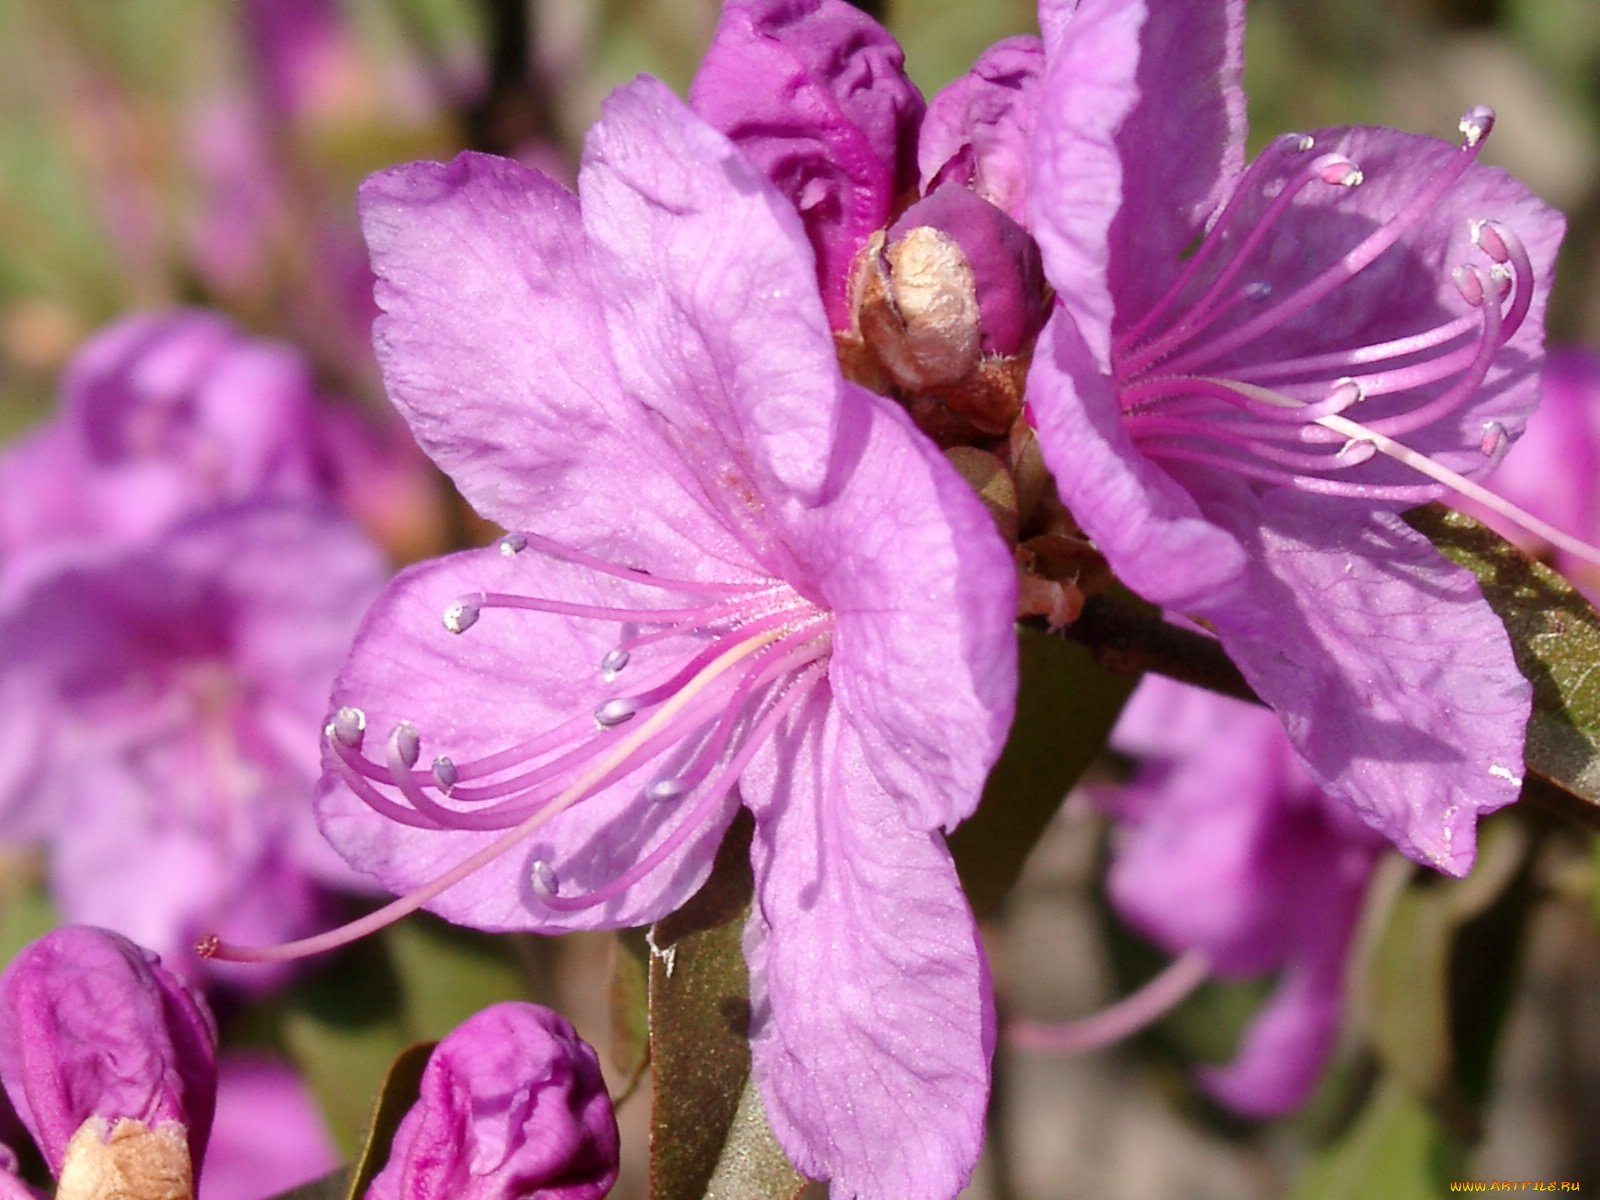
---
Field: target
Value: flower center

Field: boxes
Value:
[201,531,833,963]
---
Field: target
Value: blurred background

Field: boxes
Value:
[1,1,1600,1197]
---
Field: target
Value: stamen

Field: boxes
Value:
[1006,949,1212,1054]
[601,648,631,679]
[594,698,639,728]
[645,778,687,802]
[329,706,366,749]
[530,860,559,900]
[432,756,458,793]
[443,594,482,635]
[499,533,528,556]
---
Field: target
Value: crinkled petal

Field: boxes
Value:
[788,388,1015,831]
[316,546,745,932]
[1202,492,1529,874]
[1028,309,1248,609]
[359,152,743,572]
[581,78,856,533]
[742,697,992,1200]
[918,37,1044,226]
[690,0,924,327]
[0,928,216,1175]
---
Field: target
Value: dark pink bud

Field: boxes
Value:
[365,1003,619,1200]
[0,927,218,1177]
[690,0,925,329]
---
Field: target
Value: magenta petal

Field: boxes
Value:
[316,547,742,932]
[0,928,217,1175]
[743,700,992,1200]
[918,37,1044,226]
[791,389,1016,831]
[1203,493,1529,874]
[581,78,855,520]
[1029,310,1248,610]
[359,153,740,569]
[365,1003,618,1200]
[690,0,924,327]
[1198,957,1343,1118]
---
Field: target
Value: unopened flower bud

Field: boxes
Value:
[0,927,218,1180]
[365,1003,619,1200]
[55,1117,193,1200]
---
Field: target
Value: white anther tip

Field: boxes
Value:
[645,778,688,803]
[1336,438,1377,466]
[594,697,639,728]
[600,648,631,680]
[1460,106,1495,146]
[530,860,559,900]
[1315,156,1363,187]
[432,756,458,793]
[443,594,483,635]
[1471,219,1511,264]
[329,706,367,748]
[1453,265,1486,307]
[498,533,527,557]
[390,721,421,768]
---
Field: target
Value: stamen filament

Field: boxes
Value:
[1006,950,1212,1054]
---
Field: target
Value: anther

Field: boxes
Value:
[1459,105,1495,148]
[594,697,639,728]
[499,533,528,556]
[390,722,421,769]
[1471,220,1510,264]
[1315,155,1363,187]
[432,756,458,793]
[329,706,367,749]
[601,648,631,680]
[1480,420,1508,458]
[443,593,483,635]
[1453,265,1485,307]
[1336,438,1377,466]
[1286,133,1315,153]
[645,777,687,803]
[1329,377,1364,407]
[530,860,559,900]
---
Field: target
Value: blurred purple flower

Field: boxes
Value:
[199,1054,338,1200]
[365,1004,616,1200]
[1452,347,1600,602]
[238,0,350,122]
[1024,0,1564,874]
[0,927,217,1188]
[1101,677,1383,1116]
[284,77,1014,1200]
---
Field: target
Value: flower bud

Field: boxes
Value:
[365,1003,619,1200]
[0,927,217,1179]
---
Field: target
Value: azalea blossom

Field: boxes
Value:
[208,77,1017,1200]
[1024,0,1567,874]
[1099,677,1382,1116]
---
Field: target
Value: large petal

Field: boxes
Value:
[315,545,747,932]
[358,152,744,573]
[1203,492,1529,875]
[787,388,1016,831]
[742,697,992,1200]
[580,77,858,538]
[1028,310,1248,610]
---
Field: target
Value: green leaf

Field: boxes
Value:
[267,1167,352,1200]
[1406,505,1600,817]
[341,1041,436,1200]
[610,927,652,1103]
[1291,1076,1467,1200]
[949,627,1140,917]
[384,913,533,1040]
[1367,879,1454,1100]
[648,812,806,1200]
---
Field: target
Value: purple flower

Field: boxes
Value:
[0,927,218,1187]
[1102,677,1383,1116]
[1452,347,1600,602]
[0,502,387,985]
[1025,0,1565,873]
[284,78,1015,1199]
[199,1054,339,1200]
[365,1004,617,1200]
[690,0,926,329]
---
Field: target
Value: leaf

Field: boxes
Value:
[267,1168,352,1200]
[648,811,806,1200]
[609,927,652,1103]
[384,913,532,1040]
[949,626,1140,917]
[341,1041,436,1200]
[1406,504,1600,817]
[1291,1076,1467,1200]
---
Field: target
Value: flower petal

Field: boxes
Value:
[1028,309,1248,610]
[359,152,741,570]
[743,698,992,1200]
[316,546,744,932]
[1202,492,1529,874]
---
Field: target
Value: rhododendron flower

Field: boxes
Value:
[221,77,1015,1200]
[200,1054,339,1200]
[0,927,218,1198]
[1099,677,1383,1117]
[365,1003,617,1200]
[1025,0,1566,873]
